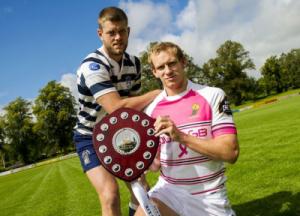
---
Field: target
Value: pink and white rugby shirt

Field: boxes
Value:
[145,80,237,195]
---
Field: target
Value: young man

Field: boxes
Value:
[73,7,160,216]
[135,42,239,216]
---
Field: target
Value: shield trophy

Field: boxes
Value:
[93,108,161,216]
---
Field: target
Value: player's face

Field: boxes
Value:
[98,20,129,62]
[151,49,187,96]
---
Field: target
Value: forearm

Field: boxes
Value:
[121,89,161,111]
[154,116,239,163]
[97,90,161,114]
[180,133,239,163]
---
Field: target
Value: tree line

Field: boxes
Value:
[0,81,77,170]
[0,40,299,170]
[141,40,300,106]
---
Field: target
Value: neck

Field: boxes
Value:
[102,47,123,62]
[165,79,188,96]
[111,54,123,63]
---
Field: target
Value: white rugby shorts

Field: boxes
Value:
[148,177,236,216]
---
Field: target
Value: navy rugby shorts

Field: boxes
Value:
[73,131,101,172]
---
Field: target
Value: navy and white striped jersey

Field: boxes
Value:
[74,46,141,135]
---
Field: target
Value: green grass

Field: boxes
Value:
[1,95,299,216]
[0,155,158,216]
[0,158,100,216]
[227,94,300,216]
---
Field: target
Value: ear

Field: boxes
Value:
[97,28,103,41]
[181,58,187,68]
[127,27,130,37]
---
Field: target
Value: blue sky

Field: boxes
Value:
[0,0,119,109]
[1,0,300,113]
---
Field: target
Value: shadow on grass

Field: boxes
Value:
[233,191,300,216]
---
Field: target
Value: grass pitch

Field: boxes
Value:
[0,94,299,216]
[228,94,300,216]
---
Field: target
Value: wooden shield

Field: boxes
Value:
[93,108,159,182]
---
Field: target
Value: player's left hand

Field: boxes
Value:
[154,115,184,142]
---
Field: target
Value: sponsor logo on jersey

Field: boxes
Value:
[178,143,188,158]
[89,62,100,71]
[159,135,171,145]
[218,96,232,115]
[187,128,208,137]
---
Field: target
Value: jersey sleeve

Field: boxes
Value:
[129,56,142,96]
[80,61,117,100]
[143,92,164,117]
[210,88,237,137]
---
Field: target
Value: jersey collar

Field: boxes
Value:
[162,80,192,101]
[99,46,125,71]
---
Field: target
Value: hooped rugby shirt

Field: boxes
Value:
[75,46,141,135]
[145,80,237,195]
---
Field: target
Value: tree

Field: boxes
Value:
[0,116,7,168]
[202,40,255,105]
[139,42,162,94]
[280,49,300,89]
[32,81,77,156]
[185,54,208,85]
[256,77,270,97]
[3,97,34,164]
[261,56,283,94]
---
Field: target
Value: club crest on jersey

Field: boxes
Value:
[125,76,132,89]
[218,96,232,115]
[82,150,91,165]
[89,62,100,71]
[191,103,200,116]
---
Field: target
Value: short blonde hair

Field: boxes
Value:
[148,42,185,68]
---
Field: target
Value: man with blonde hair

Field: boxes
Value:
[135,42,239,216]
